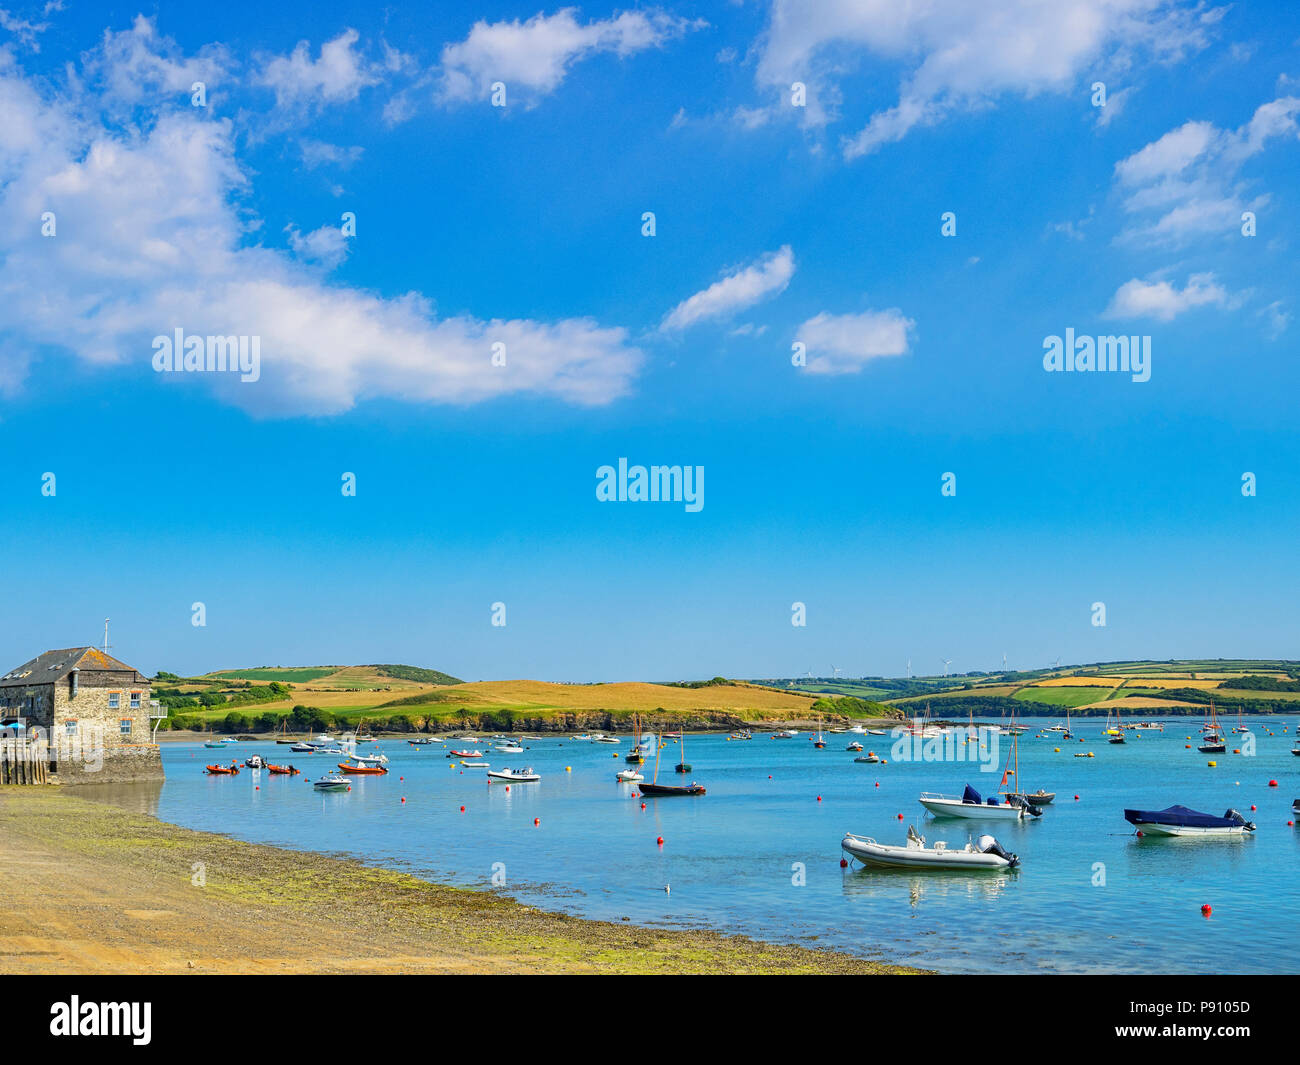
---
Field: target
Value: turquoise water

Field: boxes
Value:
[104,720,1300,973]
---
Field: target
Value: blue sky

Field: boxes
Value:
[1,1,1298,680]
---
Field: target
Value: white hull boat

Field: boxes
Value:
[842,829,1018,870]
[617,769,643,782]
[488,767,540,782]
[919,789,1027,820]
[1124,805,1255,836]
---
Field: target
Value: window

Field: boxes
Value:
[108,692,120,709]
[119,719,132,736]
[65,720,78,736]
[130,692,141,709]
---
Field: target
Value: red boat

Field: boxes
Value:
[266,764,300,775]
[337,762,388,775]
[450,749,482,758]
[205,764,239,775]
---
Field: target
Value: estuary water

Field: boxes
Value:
[90,719,1300,973]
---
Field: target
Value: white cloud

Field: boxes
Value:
[258,28,379,110]
[1094,85,1133,128]
[1113,98,1300,244]
[0,7,50,50]
[661,246,795,331]
[1104,273,1230,321]
[438,7,702,106]
[82,14,231,107]
[0,28,643,414]
[753,0,1217,155]
[796,308,914,375]
[298,138,363,169]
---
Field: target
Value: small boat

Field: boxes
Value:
[350,751,389,765]
[674,730,693,773]
[1292,799,1300,816]
[854,752,879,764]
[290,742,316,753]
[842,826,1019,870]
[846,741,864,751]
[626,714,650,763]
[1292,738,1300,757]
[866,728,887,736]
[460,760,490,767]
[641,730,704,795]
[451,749,483,758]
[204,764,239,775]
[243,755,266,769]
[495,742,525,755]
[617,768,644,782]
[639,781,706,796]
[204,740,226,749]
[313,773,350,792]
[812,715,826,749]
[592,734,620,744]
[1198,701,1227,752]
[1124,805,1256,837]
[487,767,540,782]
[574,733,593,741]
[337,761,388,775]
[1007,789,1055,805]
[919,784,1038,820]
[408,737,437,746]
[728,729,753,740]
[266,764,300,775]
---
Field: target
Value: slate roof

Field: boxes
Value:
[0,647,148,688]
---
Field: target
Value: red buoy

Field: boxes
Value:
[656,836,664,846]
[839,858,848,868]
[1269,779,1279,787]
[1250,805,1256,811]
[1074,795,1080,801]
[897,813,904,820]
[534,817,540,826]
[817,795,822,802]
[1201,904,1212,917]
[459,805,465,812]
[401,797,406,803]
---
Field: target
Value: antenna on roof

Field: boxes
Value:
[103,618,111,653]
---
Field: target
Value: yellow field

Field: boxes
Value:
[1097,696,1202,709]
[1035,677,1123,689]
[438,680,818,713]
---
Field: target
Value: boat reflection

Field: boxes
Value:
[841,864,1016,907]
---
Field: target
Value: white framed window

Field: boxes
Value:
[119,719,132,736]
[64,720,78,736]
[108,692,120,709]
[130,691,141,709]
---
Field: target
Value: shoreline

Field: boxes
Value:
[0,787,924,975]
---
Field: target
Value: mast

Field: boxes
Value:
[651,729,662,785]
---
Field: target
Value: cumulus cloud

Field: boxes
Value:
[753,0,1217,155]
[661,246,795,331]
[1113,97,1300,244]
[437,7,702,106]
[257,28,381,110]
[1104,273,1231,321]
[0,22,642,414]
[796,308,914,375]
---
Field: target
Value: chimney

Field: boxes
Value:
[70,668,79,700]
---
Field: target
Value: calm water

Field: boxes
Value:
[86,720,1300,973]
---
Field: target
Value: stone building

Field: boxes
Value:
[0,647,165,783]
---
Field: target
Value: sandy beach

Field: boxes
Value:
[0,788,921,975]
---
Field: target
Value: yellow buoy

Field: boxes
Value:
[565,766,571,772]
[1054,747,1060,752]
[1207,760,1217,767]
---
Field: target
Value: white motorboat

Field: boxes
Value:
[848,725,867,734]
[494,743,525,754]
[591,734,620,744]
[460,760,490,767]
[842,828,1019,870]
[919,785,1035,820]
[349,751,388,766]
[313,773,350,792]
[616,768,643,782]
[487,767,540,782]
[1124,805,1256,837]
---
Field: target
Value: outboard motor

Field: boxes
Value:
[1007,794,1043,818]
[1224,808,1257,832]
[906,824,924,846]
[976,834,1019,868]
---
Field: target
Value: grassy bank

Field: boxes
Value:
[0,788,922,975]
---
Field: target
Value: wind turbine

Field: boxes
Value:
[940,657,952,677]
[1053,656,1062,671]
[1002,653,1007,673]
[832,664,842,679]
[906,659,912,680]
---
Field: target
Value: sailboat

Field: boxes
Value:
[1106,707,1126,744]
[1001,721,1055,805]
[275,718,298,744]
[640,733,705,796]
[1198,701,1226,753]
[674,730,693,773]
[813,714,826,749]
[626,713,652,763]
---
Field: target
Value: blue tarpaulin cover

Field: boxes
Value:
[1123,805,1239,828]
[962,784,982,804]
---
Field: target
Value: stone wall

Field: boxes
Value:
[52,671,153,748]
[0,683,55,730]
[51,743,165,785]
